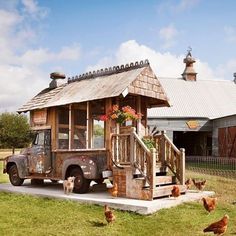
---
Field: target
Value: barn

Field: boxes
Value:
[148,52,236,158]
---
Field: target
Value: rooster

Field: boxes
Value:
[104,205,116,224]
[203,214,229,235]
[185,178,192,190]
[108,182,118,198]
[192,179,206,191]
[171,185,180,198]
[202,197,217,213]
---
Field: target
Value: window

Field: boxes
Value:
[33,131,44,146]
[73,104,87,149]
[90,100,105,148]
[58,107,69,149]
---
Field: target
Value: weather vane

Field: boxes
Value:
[187,46,192,57]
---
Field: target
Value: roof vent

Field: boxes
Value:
[234,72,236,84]
[182,47,197,81]
[49,72,66,89]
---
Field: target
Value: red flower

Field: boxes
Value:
[100,114,108,121]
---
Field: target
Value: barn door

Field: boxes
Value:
[218,126,236,158]
[228,126,236,157]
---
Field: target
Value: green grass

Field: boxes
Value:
[0,150,236,235]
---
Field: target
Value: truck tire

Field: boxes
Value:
[70,167,90,194]
[9,165,24,186]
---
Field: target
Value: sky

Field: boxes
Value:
[0,0,236,112]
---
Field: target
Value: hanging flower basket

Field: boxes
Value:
[100,105,142,125]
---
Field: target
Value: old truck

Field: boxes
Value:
[3,60,186,200]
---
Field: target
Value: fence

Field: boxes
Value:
[186,156,236,179]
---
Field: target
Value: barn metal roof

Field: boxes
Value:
[147,77,236,120]
[18,60,170,112]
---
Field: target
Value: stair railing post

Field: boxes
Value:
[179,148,185,185]
[161,131,167,166]
[130,127,136,164]
[150,148,156,193]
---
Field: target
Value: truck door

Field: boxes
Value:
[28,129,52,174]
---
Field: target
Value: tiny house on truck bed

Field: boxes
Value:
[4,60,186,200]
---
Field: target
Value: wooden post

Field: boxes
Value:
[105,98,112,169]
[137,96,141,136]
[50,107,57,150]
[130,127,136,164]
[150,148,156,198]
[161,130,167,166]
[86,101,89,149]
[179,148,185,185]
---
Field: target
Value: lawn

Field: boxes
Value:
[0,150,235,236]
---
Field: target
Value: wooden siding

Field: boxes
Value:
[128,66,168,102]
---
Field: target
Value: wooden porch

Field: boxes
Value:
[109,128,186,200]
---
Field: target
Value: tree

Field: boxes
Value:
[0,112,32,154]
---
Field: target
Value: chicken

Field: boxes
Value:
[108,182,118,197]
[104,205,116,224]
[203,214,229,235]
[185,178,192,190]
[192,179,206,191]
[202,197,217,213]
[171,185,180,198]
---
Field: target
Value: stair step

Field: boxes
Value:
[153,184,187,198]
[155,176,176,186]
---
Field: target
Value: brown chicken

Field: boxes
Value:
[185,178,192,190]
[193,179,206,191]
[104,205,116,224]
[202,197,217,213]
[203,214,229,235]
[108,182,118,197]
[171,185,180,198]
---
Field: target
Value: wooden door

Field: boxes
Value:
[218,126,236,158]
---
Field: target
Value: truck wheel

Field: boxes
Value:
[9,165,24,186]
[70,167,90,194]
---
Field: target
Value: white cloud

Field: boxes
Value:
[175,0,201,12]
[22,0,48,18]
[224,26,236,43]
[0,2,80,113]
[0,64,47,112]
[157,0,201,14]
[159,24,178,48]
[20,44,81,66]
[216,59,236,80]
[87,40,217,80]
[57,44,81,61]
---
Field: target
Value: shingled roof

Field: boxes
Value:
[18,60,170,113]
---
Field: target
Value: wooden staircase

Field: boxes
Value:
[110,128,186,200]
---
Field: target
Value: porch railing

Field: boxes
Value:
[111,127,156,189]
[110,128,185,188]
[154,131,185,184]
